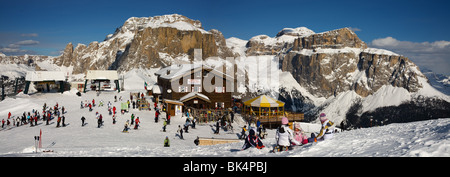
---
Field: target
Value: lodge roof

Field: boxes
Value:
[85,70,119,81]
[155,64,233,82]
[25,71,66,82]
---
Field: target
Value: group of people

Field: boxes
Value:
[122,113,141,132]
[2,102,68,130]
[242,113,335,152]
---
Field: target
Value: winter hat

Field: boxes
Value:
[281,117,289,125]
[319,113,327,122]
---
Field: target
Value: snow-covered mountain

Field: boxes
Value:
[422,69,450,95]
[0,14,448,127]
[52,14,234,74]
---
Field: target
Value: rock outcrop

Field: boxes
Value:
[53,14,233,74]
[279,28,423,97]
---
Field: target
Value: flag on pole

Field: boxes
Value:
[39,129,42,148]
[144,81,148,90]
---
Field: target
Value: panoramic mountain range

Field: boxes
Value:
[0,14,448,128]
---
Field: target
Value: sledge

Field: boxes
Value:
[194,137,241,146]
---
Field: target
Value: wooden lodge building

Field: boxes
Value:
[155,64,233,113]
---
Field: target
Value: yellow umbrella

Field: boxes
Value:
[244,95,284,107]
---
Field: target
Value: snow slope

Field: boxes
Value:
[0,90,448,157]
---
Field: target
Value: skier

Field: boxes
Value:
[81,116,86,126]
[177,125,184,139]
[56,116,61,127]
[274,117,299,152]
[112,114,117,124]
[164,136,170,147]
[166,113,170,125]
[130,113,135,125]
[134,117,140,130]
[242,129,265,150]
[62,116,66,127]
[123,120,130,132]
[214,121,220,134]
[155,110,159,123]
[97,114,103,128]
[184,118,190,133]
[162,120,167,132]
[314,113,335,141]
[1,119,4,128]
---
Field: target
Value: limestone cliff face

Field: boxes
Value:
[292,28,367,50]
[279,28,423,97]
[53,14,230,74]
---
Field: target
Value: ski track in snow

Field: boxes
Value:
[0,91,449,157]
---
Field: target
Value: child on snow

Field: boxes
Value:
[123,120,130,132]
[293,122,308,145]
[164,136,170,147]
[274,117,299,151]
[314,113,334,141]
[242,129,265,150]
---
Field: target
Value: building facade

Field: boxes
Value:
[155,64,233,109]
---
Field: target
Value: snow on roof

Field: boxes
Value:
[25,71,66,82]
[86,70,119,80]
[155,64,233,82]
[180,92,210,103]
[150,84,162,94]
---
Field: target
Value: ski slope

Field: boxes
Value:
[0,90,448,157]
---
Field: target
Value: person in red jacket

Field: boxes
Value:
[134,117,140,129]
[56,116,61,127]
[8,112,11,119]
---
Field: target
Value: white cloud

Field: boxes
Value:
[21,33,39,37]
[0,40,40,56]
[370,37,450,74]
[348,27,361,32]
[15,40,40,45]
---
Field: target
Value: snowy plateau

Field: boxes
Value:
[0,90,448,157]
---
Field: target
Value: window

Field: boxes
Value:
[215,102,225,108]
[203,70,210,77]
[178,86,188,93]
[192,86,201,92]
[215,87,225,93]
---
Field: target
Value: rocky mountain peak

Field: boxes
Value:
[53,14,232,74]
[276,27,315,37]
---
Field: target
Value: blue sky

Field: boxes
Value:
[1,0,449,74]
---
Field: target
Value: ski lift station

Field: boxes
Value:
[24,71,67,94]
[84,70,120,93]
